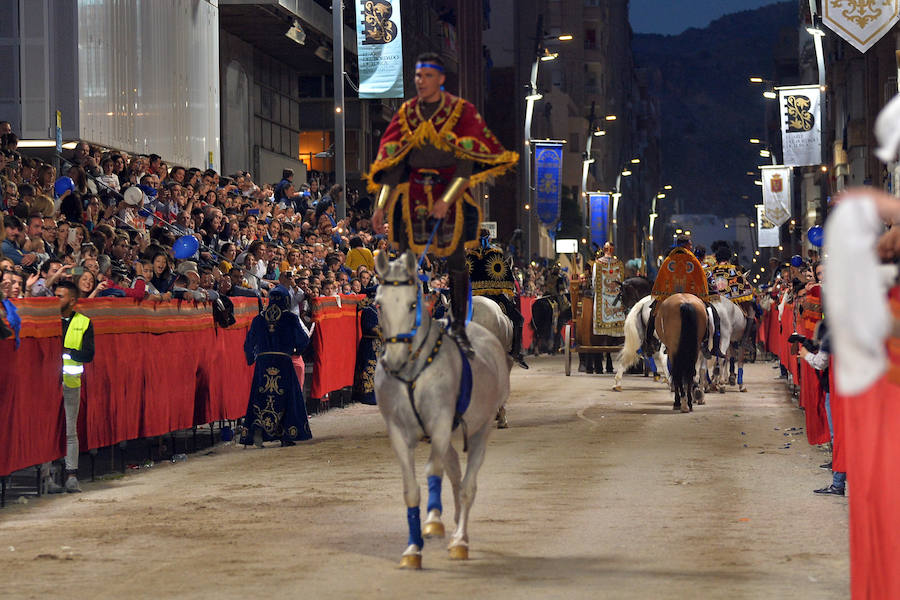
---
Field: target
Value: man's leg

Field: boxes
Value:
[63,386,82,492]
[497,294,528,368]
[447,246,474,358]
[643,300,657,355]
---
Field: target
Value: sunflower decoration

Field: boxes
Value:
[466,255,474,275]
[486,255,509,281]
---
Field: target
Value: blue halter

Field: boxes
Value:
[383,276,424,344]
[384,219,442,344]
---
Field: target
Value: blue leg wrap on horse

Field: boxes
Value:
[705,371,711,384]
[648,357,658,372]
[427,475,442,513]
[407,506,424,548]
[738,367,744,385]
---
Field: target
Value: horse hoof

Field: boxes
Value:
[423,521,445,538]
[612,385,622,392]
[448,545,469,560]
[398,554,422,569]
[718,387,726,394]
[653,374,660,382]
[739,386,748,393]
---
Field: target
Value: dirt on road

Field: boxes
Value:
[0,357,848,599]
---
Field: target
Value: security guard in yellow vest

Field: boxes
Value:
[45,280,94,494]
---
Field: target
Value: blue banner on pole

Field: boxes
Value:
[355,0,405,99]
[534,142,563,226]
[589,193,610,249]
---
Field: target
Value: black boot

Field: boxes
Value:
[643,307,657,356]
[510,321,529,369]
[449,269,475,358]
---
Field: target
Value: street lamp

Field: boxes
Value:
[648,185,673,260]
[523,19,573,257]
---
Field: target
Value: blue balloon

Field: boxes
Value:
[173,235,199,259]
[790,255,803,267]
[807,225,824,248]
[53,176,75,198]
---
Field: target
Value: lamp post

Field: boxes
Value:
[522,17,573,258]
[647,184,672,262]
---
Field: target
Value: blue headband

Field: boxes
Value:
[416,62,444,73]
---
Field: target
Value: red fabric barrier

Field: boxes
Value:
[765,308,779,354]
[0,337,66,476]
[757,308,768,347]
[520,296,535,352]
[310,296,362,399]
[799,361,830,445]
[3,297,256,474]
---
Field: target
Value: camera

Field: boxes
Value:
[788,332,819,353]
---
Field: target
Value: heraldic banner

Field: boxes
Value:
[355,0,405,98]
[824,0,900,54]
[757,205,780,248]
[760,165,792,226]
[592,258,625,336]
[779,85,822,166]
[589,193,610,249]
[534,142,563,226]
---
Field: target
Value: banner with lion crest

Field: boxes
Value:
[355,0,405,98]
[778,85,822,167]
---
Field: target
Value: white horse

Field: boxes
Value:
[374,251,511,569]
[470,296,514,363]
[705,296,751,393]
[470,296,514,428]
[613,295,669,391]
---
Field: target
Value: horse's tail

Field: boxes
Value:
[672,302,700,385]
[615,299,645,370]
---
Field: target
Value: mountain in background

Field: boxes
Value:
[633,2,798,217]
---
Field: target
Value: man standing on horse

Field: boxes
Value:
[467,229,529,368]
[368,53,519,357]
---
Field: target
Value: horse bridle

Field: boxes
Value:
[381,276,424,344]
[378,274,446,444]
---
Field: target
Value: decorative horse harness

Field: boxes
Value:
[381,275,471,451]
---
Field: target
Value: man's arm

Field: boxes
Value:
[69,321,95,363]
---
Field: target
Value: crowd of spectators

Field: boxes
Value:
[1,118,566,330]
[0,121,401,329]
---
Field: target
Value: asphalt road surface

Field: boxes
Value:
[0,356,848,599]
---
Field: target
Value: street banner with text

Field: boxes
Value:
[589,193,610,249]
[534,142,563,226]
[823,0,900,54]
[757,205,780,248]
[779,86,822,167]
[355,0,405,98]
[760,165,792,227]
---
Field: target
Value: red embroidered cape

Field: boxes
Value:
[365,92,519,192]
[652,247,709,301]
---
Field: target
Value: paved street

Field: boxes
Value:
[0,356,848,599]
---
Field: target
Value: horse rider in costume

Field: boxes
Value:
[644,238,717,355]
[707,244,754,304]
[467,229,529,368]
[368,52,519,357]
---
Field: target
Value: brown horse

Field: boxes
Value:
[656,293,708,412]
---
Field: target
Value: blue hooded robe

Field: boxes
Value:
[239,286,312,444]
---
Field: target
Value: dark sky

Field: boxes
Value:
[630,0,782,35]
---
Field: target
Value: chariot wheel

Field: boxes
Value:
[564,323,572,376]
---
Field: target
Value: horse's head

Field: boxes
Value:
[374,250,425,371]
